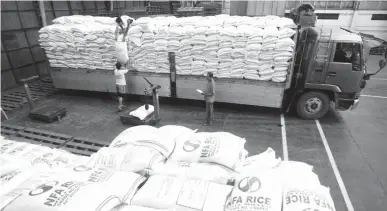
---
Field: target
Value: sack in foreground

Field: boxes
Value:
[3,171,145,211]
[225,169,282,211]
[130,175,232,211]
[169,132,246,170]
[283,184,336,211]
[150,161,237,185]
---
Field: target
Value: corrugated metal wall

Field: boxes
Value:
[230,1,247,16]
[1,1,46,91]
[246,1,286,16]
[230,1,387,17]
[1,0,145,91]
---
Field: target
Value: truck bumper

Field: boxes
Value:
[349,99,360,110]
[335,92,361,111]
[336,98,359,111]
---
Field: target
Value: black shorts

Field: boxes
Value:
[116,85,126,98]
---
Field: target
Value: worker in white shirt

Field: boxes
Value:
[114,62,128,111]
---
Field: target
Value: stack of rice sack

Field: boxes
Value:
[261,16,297,82]
[225,148,336,211]
[38,15,117,70]
[38,14,296,83]
[1,123,337,211]
[0,134,150,211]
[107,125,247,211]
[127,15,296,82]
[128,17,175,73]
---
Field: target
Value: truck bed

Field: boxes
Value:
[51,67,286,108]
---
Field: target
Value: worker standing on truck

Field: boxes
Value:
[202,72,216,126]
[115,16,132,42]
[115,62,128,111]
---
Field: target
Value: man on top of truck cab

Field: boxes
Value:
[201,72,215,126]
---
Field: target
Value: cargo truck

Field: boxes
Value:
[49,6,386,120]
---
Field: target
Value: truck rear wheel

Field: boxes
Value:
[296,91,330,120]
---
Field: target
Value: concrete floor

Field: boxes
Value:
[2,55,387,211]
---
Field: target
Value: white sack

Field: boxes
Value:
[110,126,175,157]
[0,164,51,196]
[242,148,281,173]
[272,77,287,83]
[129,105,154,120]
[170,132,246,171]
[130,175,232,211]
[150,161,237,185]
[225,169,282,211]
[116,41,129,64]
[86,145,165,172]
[111,204,175,211]
[283,185,336,211]
[3,174,144,211]
[277,161,321,186]
[1,169,145,210]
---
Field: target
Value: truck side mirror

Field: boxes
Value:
[379,60,387,69]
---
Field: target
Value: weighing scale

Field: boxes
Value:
[120,77,161,125]
[20,75,67,123]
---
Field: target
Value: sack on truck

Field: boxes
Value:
[169,132,247,171]
[130,175,232,211]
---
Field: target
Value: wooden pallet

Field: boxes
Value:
[1,80,57,112]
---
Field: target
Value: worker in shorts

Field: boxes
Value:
[201,72,216,126]
[114,62,128,111]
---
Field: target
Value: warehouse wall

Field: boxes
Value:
[230,1,247,16]
[247,1,286,16]
[223,0,231,14]
[1,1,145,91]
[1,1,47,91]
[230,1,387,17]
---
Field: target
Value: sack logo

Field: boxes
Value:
[29,181,59,196]
[73,165,92,172]
[238,176,261,193]
[183,139,201,152]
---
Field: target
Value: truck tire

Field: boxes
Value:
[296,91,330,120]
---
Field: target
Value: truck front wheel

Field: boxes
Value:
[296,91,330,120]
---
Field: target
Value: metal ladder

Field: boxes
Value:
[313,28,332,82]
[316,28,333,62]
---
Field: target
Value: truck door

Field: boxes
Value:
[325,42,363,93]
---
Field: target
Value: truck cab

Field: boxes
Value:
[305,28,365,110]
[291,26,385,119]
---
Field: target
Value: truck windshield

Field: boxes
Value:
[333,43,362,71]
